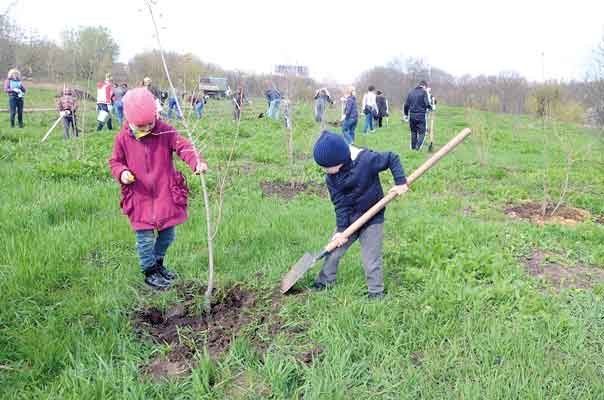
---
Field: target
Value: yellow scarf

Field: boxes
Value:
[134,129,151,139]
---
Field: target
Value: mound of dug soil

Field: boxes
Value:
[134,283,317,381]
[521,249,604,291]
[135,284,256,380]
[505,202,591,226]
[260,181,327,200]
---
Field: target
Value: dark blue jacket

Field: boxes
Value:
[404,86,432,119]
[344,95,358,120]
[326,149,406,232]
[265,89,281,102]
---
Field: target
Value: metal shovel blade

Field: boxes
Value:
[280,252,321,294]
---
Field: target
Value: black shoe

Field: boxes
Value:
[156,258,177,280]
[367,291,385,300]
[312,281,333,291]
[144,270,171,289]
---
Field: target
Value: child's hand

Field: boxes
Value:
[330,232,348,248]
[389,184,409,196]
[120,170,135,184]
[194,162,208,175]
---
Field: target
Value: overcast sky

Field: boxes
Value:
[6,0,604,83]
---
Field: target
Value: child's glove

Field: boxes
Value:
[59,111,66,117]
[388,184,409,196]
[120,170,135,184]
[194,162,209,175]
[330,232,348,248]
[402,115,409,122]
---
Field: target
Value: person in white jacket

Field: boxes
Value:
[96,73,114,131]
[361,85,378,133]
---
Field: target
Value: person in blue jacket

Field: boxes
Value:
[341,86,358,144]
[4,68,26,128]
[312,131,409,299]
[265,86,281,120]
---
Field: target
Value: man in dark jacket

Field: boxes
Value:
[403,80,433,150]
[311,131,409,299]
[375,90,389,128]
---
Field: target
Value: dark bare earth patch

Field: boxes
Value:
[260,181,327,200]
[521,249,604,291]
[505,201,591,226]
[299,345,324,366]
[134,282,314,381]
[136,284,256,380]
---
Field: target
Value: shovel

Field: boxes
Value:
[40,115,63,143]
[428,112,435,152]
[280,127,472,293]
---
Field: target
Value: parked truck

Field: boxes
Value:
[199,77,228,98]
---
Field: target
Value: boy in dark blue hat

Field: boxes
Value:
[312,131,409,299]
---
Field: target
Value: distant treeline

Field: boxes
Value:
[1,8,603,125]
[356,58,604,125]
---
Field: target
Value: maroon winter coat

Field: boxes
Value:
[108,120,205,231]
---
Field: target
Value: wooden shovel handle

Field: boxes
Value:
[324,127,471,253]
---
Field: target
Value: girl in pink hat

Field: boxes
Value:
[108,88,208,289]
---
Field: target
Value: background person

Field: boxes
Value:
[4,68,26,128]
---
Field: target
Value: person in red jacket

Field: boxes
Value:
[108,88,209,289]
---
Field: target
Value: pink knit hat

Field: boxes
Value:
[123,88,157,126]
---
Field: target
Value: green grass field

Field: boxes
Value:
[1,88,604,399]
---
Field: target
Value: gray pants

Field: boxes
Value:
[62,115,77,139]
[315,223,384,294]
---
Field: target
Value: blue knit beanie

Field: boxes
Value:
[313,131,351,167]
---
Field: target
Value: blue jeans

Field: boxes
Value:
[167,96,182,119]
[267,99,280,119]
[342,118,357,144]
[135,226,176,273]
[363,111,374,133]
[195,102,204,119]
[114,100,124,127]
[8,96,24,127]
[96,103,113,131]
